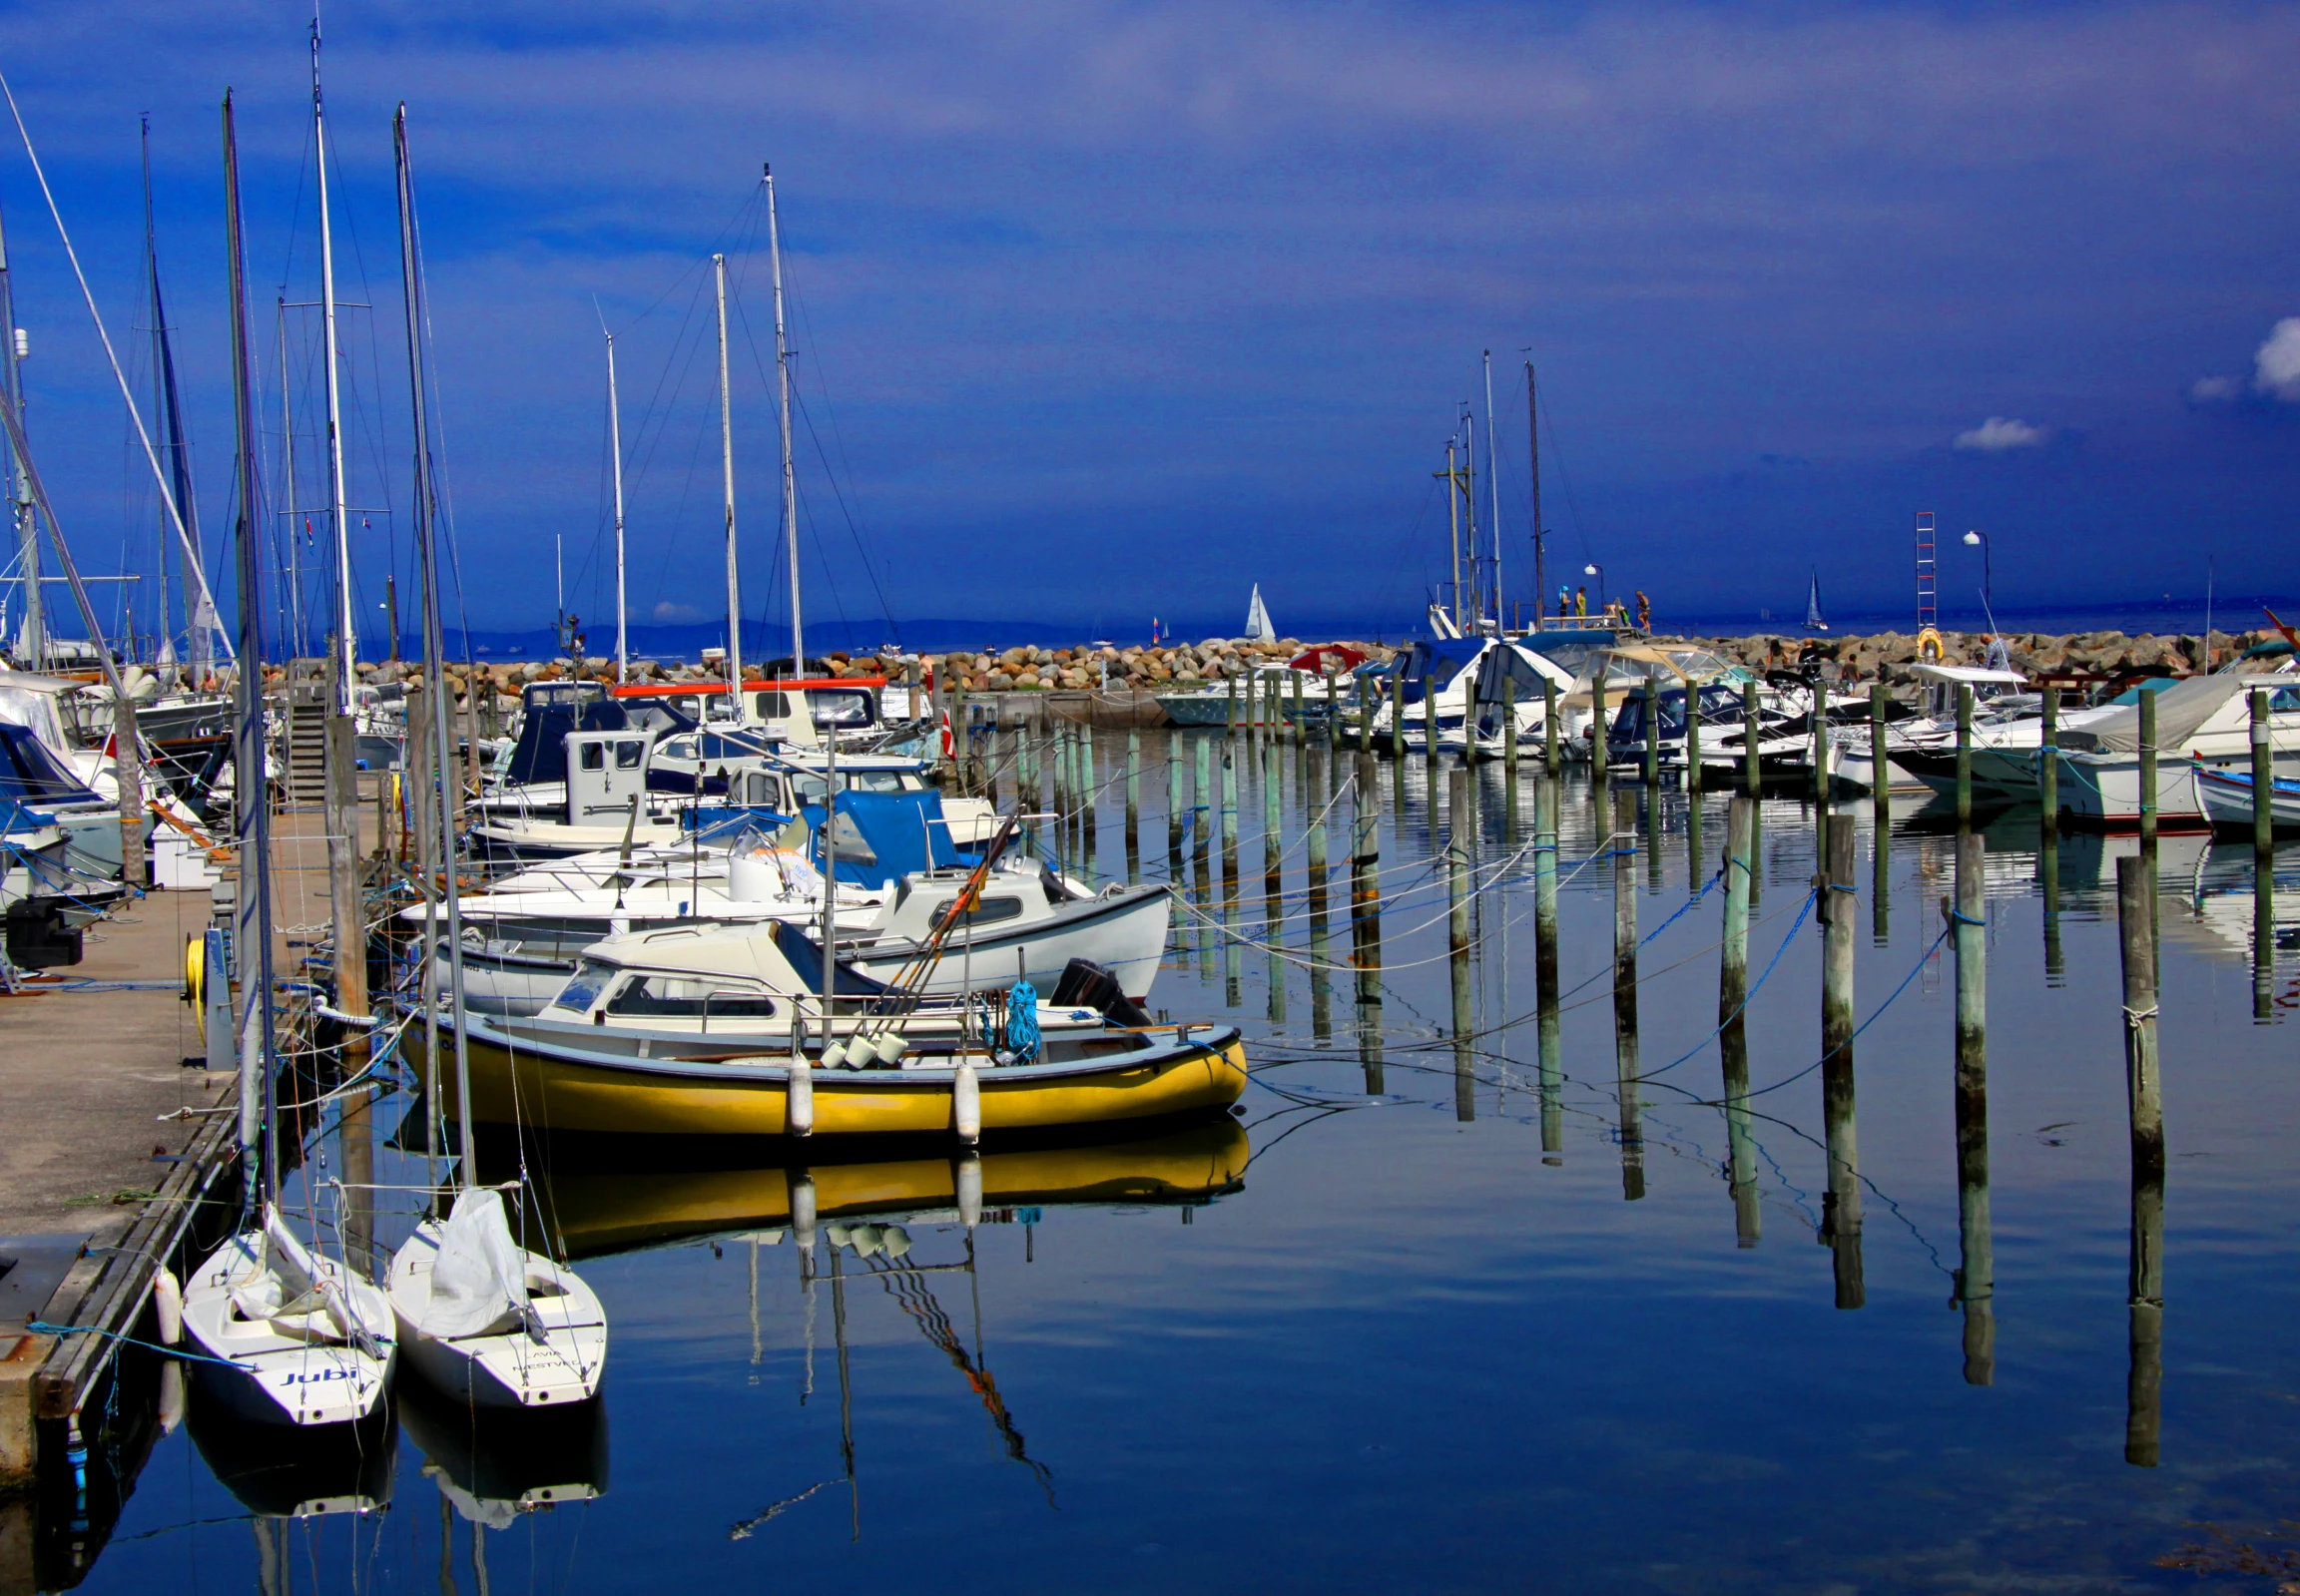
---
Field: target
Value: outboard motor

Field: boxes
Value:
[1049,958,1155,1028]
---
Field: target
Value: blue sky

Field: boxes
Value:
[0,0,2295,648]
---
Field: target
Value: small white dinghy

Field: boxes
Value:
[386,1187,607,1408]
[180,1204,395,1428]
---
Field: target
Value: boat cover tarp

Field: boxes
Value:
[799,791,962,888]
[505,683,623,788]
[1472,642,1580,702]
[0,723,101,806]
[229,1205,367,1342]
[2059,674,2247,754]
[1396,639,1488,704]
[419,1187,534,1341]
[1288,645,1368,673]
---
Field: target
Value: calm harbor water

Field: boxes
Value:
[47,729,2300,1594]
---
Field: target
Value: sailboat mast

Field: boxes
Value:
[1483,350,1500,632]
[394,106,475,1176]
[1525,360,1542,633]
[224,91,281,1198]
[142,120,210,680]
[1462,407,1480,627]
[1445,438,1460,630]
[606,330,627,683]
[279,296,302,655]
[768,167,801,677]
[140,120,171,667]
[715,253,744,699]
[0,197,39,670]
[311,20,355,710]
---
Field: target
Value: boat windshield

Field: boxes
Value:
[0,724,101,805]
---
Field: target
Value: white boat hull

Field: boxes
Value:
[180,1228,395,1428]
[387,1221,607,1409]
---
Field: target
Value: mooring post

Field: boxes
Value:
[1612,788,1643,1200]
[1448,768,1473,1036]
[1083,723,1099,858]
[1192,735,1212,862]
[1220,740,1239,888]
[1720,794,1759,1245]
[1821,810,1862,1310]
[1447,767,1475,1121]
[1125,730,1141,882]
[1685,674,1703,792]
[1811,683,1831,805]
[1591,666,1610,778]
[1307,746,1332,1039]
[1352,754,1383,1011]
[1359,671,1375,756]
[1166,740,1183,859]
[1423,670,1440,788]
[1462,669,1481,769]
[2039,685,2059,830]
[1226,671,1238,736]
[1868,682,1889,822]
[1542,676,1559,776]
[1501,676,1519,770]
[2117,852,2163,1466]
[1955,683,1974,825]
[2137,689,2158,846]
[1388,667,1406,760]
[1741,680,1761,798]
[1323,664,1340,751]
[1954,829,1993,1382]
[1291,667,1305,742]
[1641,679,1660,788]
[1534,776,1562,1159]
[2252,686,2274,857]
[1263,739,1283,902]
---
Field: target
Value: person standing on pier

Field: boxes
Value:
[1575,586,1588,618]
[1635,591,1651,632]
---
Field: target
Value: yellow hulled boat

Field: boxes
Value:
[417,1007,1249,1140]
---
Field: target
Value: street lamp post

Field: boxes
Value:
[1584,561,1605,622]
[1963,530,1992,613]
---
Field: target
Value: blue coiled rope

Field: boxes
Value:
[1005,979,1041,1062]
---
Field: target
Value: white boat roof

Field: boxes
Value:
[1910,664,2026,686]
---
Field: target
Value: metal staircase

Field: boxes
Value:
[1914,511,1938,632]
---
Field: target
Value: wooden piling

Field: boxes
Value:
[1955,683,1974,824]
[1742,680,1761,798]
[1291,668,1305,741]
[2117,854,2163,1177]
[1534,776,1562,1159]
[1642,680,1660,787]
[1324,664,1341,751]
[1192,736,1212,861]
[1721,794,1759,1245]
[1501,677,1519,769]
[1307,746,1333,1039]
[1954,829,1992,1382]
[1221,742,1239,888]
[1081,724,1097,857]
[1125,731,1141,882]
[1868,683,1888,824]
[1542,676,1559,775]
[1352,754,1382,1009]
[1226,672,1238,735]
[1462,671,1480,768]
[1358,671,1374,756]
[1592,668,1610,778]
[1263,740,1283,904]
[2137,690,2158,846]
[1389,668,1406,760]
[2120,851,2165,1467]
[1166,741,1183,859]
[1821,810,1862,1310]
[1612,789,1643,1200]
[2253,688,2274,857]
[2039,685,2059,830]
[1449,767,1473,1042]
[1685,674,1703,791]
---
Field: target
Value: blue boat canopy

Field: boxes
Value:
[799,790,976,888]
[0,723,102,807]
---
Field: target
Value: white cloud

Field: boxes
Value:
[1954,416,2048,452]
[651,601,705,623]
[2190,375,2239,401]
[2252,317,2300,400]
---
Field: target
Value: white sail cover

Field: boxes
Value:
[228,1205,370,1343]
[420,1188,534,1340]
[1245,585,1277,643]
[2058,675,2249,755]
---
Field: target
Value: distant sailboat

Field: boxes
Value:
[1244,584,1277,643]
[1804,570,1829,634]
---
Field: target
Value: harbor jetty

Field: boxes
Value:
[361,626,2283,721]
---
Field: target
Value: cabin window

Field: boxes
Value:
[605,974,779,1018]
[579,744,606,771]
[659,735,698,763]
[754,692,794,719]
[955,895,1024,927]
[616,741,644,770]
[552,961,617,1013]
[810,688,873,728]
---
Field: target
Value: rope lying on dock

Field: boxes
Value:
[26,1321,239,1370]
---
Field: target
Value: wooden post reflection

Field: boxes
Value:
[1307,747,1332,1040]
[1953,830,1993,1382]
[1612,789,1643,1200]
[2118,854,2164,1467]
[1721,795,1759,1246]
[1820,812,1862,1309]
[1534,777,1562,1161]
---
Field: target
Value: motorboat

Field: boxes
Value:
[2192,765,2300,835]
[2050,673,2300,830]
[413,923,1244,1139]
[415,789,1168,1015]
